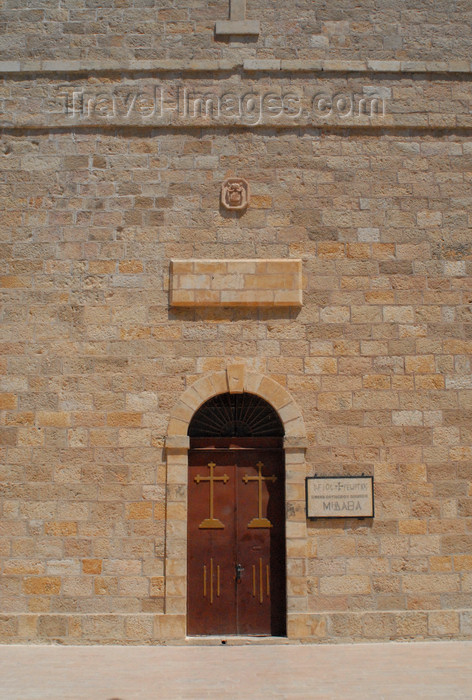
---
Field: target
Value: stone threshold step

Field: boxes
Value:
[185,635,292,645]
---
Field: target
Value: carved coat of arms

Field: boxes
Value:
[221,177,250,211]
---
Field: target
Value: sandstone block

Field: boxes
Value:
[320,575,371,596]
[126,503,153,520]
[429,611,460,636]
[23,577,61,595]
[82,559,102,575]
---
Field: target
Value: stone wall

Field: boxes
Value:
[1,0,471,63]
[1,122,472,642]
[1,0,472,644]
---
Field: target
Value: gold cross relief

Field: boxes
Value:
[242,461,277,528]
[194,462,229,529]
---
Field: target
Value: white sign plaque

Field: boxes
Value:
[306,476,374,518]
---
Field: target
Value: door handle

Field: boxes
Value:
[235,563,244,583]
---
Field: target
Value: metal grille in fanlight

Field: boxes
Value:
[188,393,284,438]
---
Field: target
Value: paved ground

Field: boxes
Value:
[1,641,471,699]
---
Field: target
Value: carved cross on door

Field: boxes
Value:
[215,0,260,36]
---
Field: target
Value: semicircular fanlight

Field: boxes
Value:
[188,392,284,438]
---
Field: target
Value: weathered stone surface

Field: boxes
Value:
[215,20,260,36]
[1,74,471,129]
[1,0,472,646]
[1,2,472,64]
[170,259,303,307]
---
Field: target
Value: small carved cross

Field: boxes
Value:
[215,0,260,36]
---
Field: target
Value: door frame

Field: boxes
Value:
[165,366,308,639]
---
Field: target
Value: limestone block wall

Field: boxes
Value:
[0,0,471,63]
[1,120,472,642]
[0,0,472,644]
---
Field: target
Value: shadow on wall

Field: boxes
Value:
[168,306,302,322]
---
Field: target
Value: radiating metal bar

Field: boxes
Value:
[203,565,207,597]
[252,564,256,597]
[217,564,220,597]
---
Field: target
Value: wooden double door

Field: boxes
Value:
[187,438,286,636]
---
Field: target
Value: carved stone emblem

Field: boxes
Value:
[221,177,250,211]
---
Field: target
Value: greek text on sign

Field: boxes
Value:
[305,476,374,518]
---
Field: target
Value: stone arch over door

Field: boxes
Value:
[165,365,308,638]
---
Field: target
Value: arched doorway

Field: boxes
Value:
[187,392,286,636]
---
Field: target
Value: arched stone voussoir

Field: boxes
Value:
[167,368,306,440]
[254,375,294,412]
